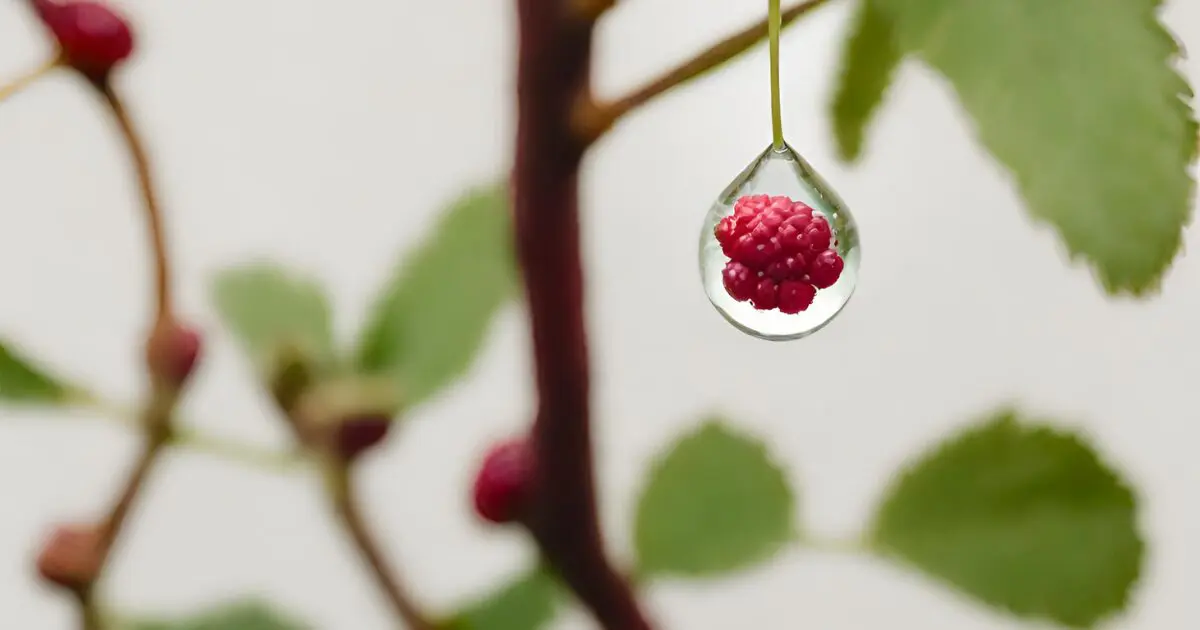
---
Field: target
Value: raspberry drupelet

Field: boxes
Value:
[714,194,844,313]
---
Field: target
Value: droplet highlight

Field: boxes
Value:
[699,142,861,341]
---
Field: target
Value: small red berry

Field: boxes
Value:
[808,249,845,289]
[765,254,806,282]
[722,261,755,302]
[36,523,103,591]
[35,0,134,80]
[715,216,737,251]
[778,281,817,314]
[734,194,770,218]
[473,439,534,524]
[803,216,833,254]
[334,414,392,461]
[145,320,202,389]
[751,278,778,310]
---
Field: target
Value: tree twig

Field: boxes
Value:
[327,464,434,630]
[99,85,173,321]
[575,0,836,144]
[69,82,185,629]
[512,2,653,628]
[0,55,60,105]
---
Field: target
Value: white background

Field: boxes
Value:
[0,0,1197,628]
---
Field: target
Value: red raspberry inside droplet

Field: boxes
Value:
[713,194,845,314]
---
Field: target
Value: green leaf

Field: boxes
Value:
[867,0,1195,294]
[211,263,335,374]
[121,599,309,630]
[441,568,560,630]
[0,339,73,404]
[830,0,902,161]
[633,420,796,578]
[870,408,1142,627]
[354,183,516,409]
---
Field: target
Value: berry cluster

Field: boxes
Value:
[715,194,844,314]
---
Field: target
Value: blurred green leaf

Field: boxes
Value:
[441,567,560,630]
[121,599,309,630]
[354,183,516,409]
[211,262,335,374]
[634,420,796,577]
[0,339,74,404]
[866,0,1195,294]
[870,408,1142,627]
[830,0,902,161]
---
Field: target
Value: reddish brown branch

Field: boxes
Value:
[574,0,835,144]
[512,2,653,628]
[99,85,174,321]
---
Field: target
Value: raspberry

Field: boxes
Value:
[733,194,770,218]
[802,217,833,254]
[765,254,806,282]
[34,0,134,80]
[36,523,103,591]
[778,281,816,314]
[808,249,845,289]
[473,439,534,524]
[751,278,778,310]
[722,261,755,302]
[145,320,201,389]
[718,194,843,314]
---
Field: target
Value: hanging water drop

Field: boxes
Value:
[698,142,861,341]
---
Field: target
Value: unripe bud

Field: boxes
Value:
[35,523,103,591]
[293,376,402,461]
[34,0,135,80]
[145,320,202,389]
[472,439,534,524]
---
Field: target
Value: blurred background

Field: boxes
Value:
[0,0,1197,628]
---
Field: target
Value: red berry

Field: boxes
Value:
[750,278,778,310]
[473,439,534,524]
[765,254,806,282]
[803,216,833,254]
[35,0,134,79]
[778,281,817,314]
[722,261,755,302]
[790,200,814,215]
[808,250,845,289]
[733,194,770,218]
[145,320,201,389]
[36,523,103,591]
[334,414,392,461]
[715,216,737,250]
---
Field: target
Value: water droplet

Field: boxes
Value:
[699,142,861,341]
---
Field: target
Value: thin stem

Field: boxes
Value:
[575,0,835,143]
[327,464,434,630]
[0,56,59,105]
[62,81,185,628]
[75,391,309,472]
[98,409,170,555]
[768,0,784,148]
[98,85,173,321]
[76,590,102,630]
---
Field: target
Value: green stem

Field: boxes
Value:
[73,393,308,472]
[768,0,784,149]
